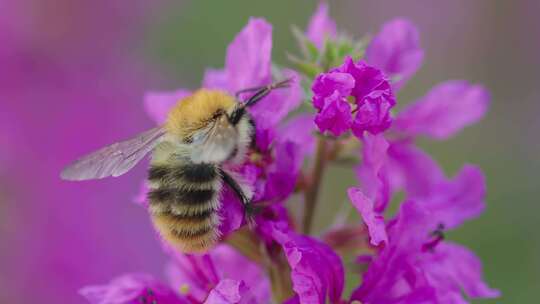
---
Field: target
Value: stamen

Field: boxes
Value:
[421,223,445,252]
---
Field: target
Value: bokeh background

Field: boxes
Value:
[1,0,538,303]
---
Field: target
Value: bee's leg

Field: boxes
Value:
[248,117,258,150]
[219,168,261,225]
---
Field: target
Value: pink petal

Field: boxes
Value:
[355,133,390,212]
[202,68,229,90]
[204,280,254,304]
[347,187,388,246]
[79,273,183,304]
[366,18,424,90]
[144,89,191,124]
[271,223,345,304]
[306,1,337,49]
[225,18,272,92]
[424,165,487,229]
[249,69,302,128]
[314,91,352,136]
[386,141,446,199]
[395,80,489,140]
[424,242,501,300]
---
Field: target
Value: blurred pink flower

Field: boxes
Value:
[0,1,166,303]
[306,1,337,48]
[395,80,490,140]
[365,18,424,91]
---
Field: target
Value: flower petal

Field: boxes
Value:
[209,246,271,302]
[366,18,424,90]
[144,89,191,124]
[386,141,445,199]
[347,187,388,246]
[306,1,337,48]
[202,68,229,91]
[314,91,352,136]
[263,141,301,201]
[204,280,255,304]
[424,242,501,300]
[225,17,272,92]
[423,165,487,229]
[278,113,317,157]
[80,273,184,304]
[249,70,303,129]
[355,133,390,212]
[312,72,355,110]
[271,223,345,304]
[395,80,489,140]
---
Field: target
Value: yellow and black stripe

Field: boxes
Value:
[147,162,222,253]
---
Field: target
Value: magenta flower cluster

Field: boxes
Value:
[312,57,396,137]
[81,3,498,304]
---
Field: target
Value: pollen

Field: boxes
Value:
[179,283,190,294]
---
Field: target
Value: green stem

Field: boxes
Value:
[302,137,328,234]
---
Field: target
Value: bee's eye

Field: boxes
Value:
[212,109,225,120]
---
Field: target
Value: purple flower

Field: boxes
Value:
[351,201,499,303]
[366,18,424,90]
[311,57,396,137]
[342,16,497,303]
[306,1,337,48]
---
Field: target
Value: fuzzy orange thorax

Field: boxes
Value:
[166,89,237,138]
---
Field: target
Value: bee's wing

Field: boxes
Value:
[61,127,166,181]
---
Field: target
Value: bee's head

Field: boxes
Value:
[188,108,241,164]
[165,90,246,164]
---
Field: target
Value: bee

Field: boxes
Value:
[61,79,291,253]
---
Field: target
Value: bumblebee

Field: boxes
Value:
[61,79,290,252]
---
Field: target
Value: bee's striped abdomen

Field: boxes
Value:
[147,162,222,253]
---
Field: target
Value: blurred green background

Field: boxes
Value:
[2,0,538,303]
[143,1,539,302]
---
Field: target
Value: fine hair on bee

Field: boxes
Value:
[60,78,292,253]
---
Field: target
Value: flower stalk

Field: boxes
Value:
[302,136,328,234]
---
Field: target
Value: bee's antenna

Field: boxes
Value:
[237,77,294,108]
[229,78,294,125]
